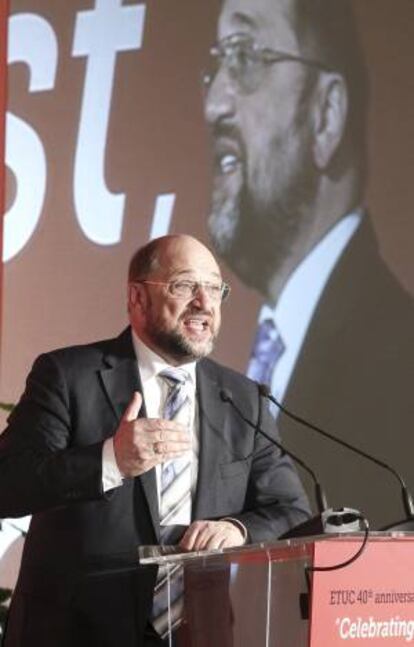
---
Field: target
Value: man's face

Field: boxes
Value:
[129,238,223,365]
[205,0,319,295]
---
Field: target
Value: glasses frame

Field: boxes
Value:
[203,32,332,94]
[133,279,231,302]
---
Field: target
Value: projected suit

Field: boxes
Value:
[279,219,414,529]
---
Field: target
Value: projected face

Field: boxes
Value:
[129,236,223,365]
[204,0,319,296]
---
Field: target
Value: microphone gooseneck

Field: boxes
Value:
[219,387,328,514]
[258,383,414,528]
[221,387,370,539]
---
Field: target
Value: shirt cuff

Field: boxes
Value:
[102,438,124,492]
[222,517,248,543]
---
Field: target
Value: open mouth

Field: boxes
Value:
[214,136,242,176]
[183,317,210,336]
[219,153,240,174]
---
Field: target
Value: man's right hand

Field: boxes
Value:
[113,391,192,477]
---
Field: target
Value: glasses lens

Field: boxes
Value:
[220,35,262,94]
[204,283,223,300]
[169,281,193,298]
[168,280,230,302]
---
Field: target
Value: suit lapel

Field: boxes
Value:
[99,328,160,540]
[193,360,228,520]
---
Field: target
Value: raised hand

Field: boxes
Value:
[113,391,192,477]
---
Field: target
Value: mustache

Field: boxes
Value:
[211,122,239,140]
[181,308,213,318]
[211,123,245,155]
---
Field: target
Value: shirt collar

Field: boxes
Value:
[260,209,363,341]
[131,329,197,385]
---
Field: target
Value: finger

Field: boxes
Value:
[179,521,205,551]
[145,419,188,434]
[154,431,192,446]
[204,528,234,550]
[193,525,221,551]
[122,391,142,422]
[180,522,242,551]
[205,524,244,550]
[153,440,192,454]
[138,424,191,444]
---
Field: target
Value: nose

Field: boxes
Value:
[191,284,215,309]
[204,66,236,126]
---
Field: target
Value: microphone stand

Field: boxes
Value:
[259,384,414,532]
[220,388,365,539]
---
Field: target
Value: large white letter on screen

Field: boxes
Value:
[3,14,58,262]
[149,194,176,240]
[72,1,146,245]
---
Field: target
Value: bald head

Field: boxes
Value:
[128,235,220,283]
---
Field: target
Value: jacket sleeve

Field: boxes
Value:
[0,353,105,517]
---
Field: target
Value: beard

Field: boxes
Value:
[150,325,215,363]
[144,301,217,364]
[208,136,318,297]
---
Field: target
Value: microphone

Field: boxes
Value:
[220,388,327,512]
[220,387,365,538]
[259,383,414,531]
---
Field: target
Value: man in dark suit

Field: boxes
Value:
[204,0,414,529]
[0,234,309,646]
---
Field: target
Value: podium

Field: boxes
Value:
[140,532,414,646]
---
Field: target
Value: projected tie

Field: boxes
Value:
[152,367,192,638]
[246,318,285,386]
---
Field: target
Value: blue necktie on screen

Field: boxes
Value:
[246,318,286,386]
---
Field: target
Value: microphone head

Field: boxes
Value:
[219,388,233,403]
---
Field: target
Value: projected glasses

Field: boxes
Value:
[203,32,331,95]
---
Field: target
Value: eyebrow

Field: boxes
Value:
[229,11,261,33]
[170,270,222,280]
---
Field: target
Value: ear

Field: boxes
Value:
[127,282,146,312]
[312,72,348,170]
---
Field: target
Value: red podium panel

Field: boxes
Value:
[310,536,414,646]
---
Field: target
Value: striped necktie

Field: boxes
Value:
[159,367,192,541]
[151,367,192,639]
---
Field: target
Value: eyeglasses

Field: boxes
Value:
[203,32,331,95]
[134,279,231,302]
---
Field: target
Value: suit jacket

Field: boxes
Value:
[280,219,414,530]
[0,328,309,646]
